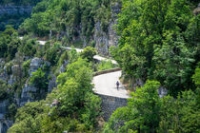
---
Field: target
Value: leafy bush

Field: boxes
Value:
[97,60,115,71]
[80,46,97,62]
[45,42,62,65]
[19,39,37,57]
[5,61,13,75]
[29,68,48,99]
[0,80,9,101]
[22,59,31,77]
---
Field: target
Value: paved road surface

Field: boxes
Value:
[60,46,83,53]
[93,55,117,65]
[93,70,130,98]
[19,37,47,46]
[20,36,128,98]
[20,37,117,65]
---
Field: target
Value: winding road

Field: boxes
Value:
[20,37,130,98]
[93,70,130,98]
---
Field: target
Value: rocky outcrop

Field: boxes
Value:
[94,2,121,55]
[0,5,32,15]
[0,100,11,133]
[48,74,57,92]
[20,82,36,106]
[94,21,109,55]
[20,57,51,106]
[0,59,5,69]
[0,120,12,133]
[59,60,68,73]
[193,3,200,15]
[29,57,44,75]
[0,59,7,81]
[0,71,7,82]
[158,87,168,98]
[0,100,8,115]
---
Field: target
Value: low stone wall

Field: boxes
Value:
[93,68,121,76]
[96,93,127,121]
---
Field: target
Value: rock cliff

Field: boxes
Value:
[94,2,121,55]
[0,57,57,133]
[0,5,32,15]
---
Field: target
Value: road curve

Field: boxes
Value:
[92,70,130,98]
[93,55,118,65]
[20,37,117,65]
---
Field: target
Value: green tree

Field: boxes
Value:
[68,48,79,63]
[54,57,101,131]
[192,67,200,86]
[0,80,9,101]
[158,90,200,133]
[104,80,161,133]
[45,42,62,65]
[153,35,195,96]
[8,101,47,133]
[115,0,195,95]
[80,46,96,62]
[19,39,37,57]
[30,68,48,99]
[97,60,115,71]
[56,58,93,115]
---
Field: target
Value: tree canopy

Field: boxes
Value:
[111,0,200,96]
[4,0,200,132]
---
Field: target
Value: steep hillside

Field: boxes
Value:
[0,1,120,132]
[19,0,121,55]
[104,0,200,132]
[0,0,41,31]
[2,0,200,133]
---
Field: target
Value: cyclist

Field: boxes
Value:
[116,81,119,90]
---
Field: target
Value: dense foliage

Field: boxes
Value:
[2,0,200,132]
[111,0,200,96]
[8,57,101,133]
[0,0,42,31]
[0,25,20,60]
[103,0,200,132]
[19,0,120,43]
[104,78,200,133]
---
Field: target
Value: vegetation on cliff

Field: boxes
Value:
[104,0,200,132]
[8,58,101,133]
[1,0,200,132]
[111,0,200,96]
[19,0,120,44]
[0,0,42,31]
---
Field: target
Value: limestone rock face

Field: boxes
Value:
[94,2,121,55]
[59,60,68,73]
[0,59,5,69]
[0,100,8,114]
[0,5,32,15]
[20,58,51,106]
[48,74,57,92]
[193,3,200,15]
[94,21,109,55]
[20,82,36,106]
[7,75,16,85]
[0,59,8,81]
[7,65,21,85]
[158,87,168,98]
[0,100,11,133]
[0,71,7,82]
[29,57,44,75]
